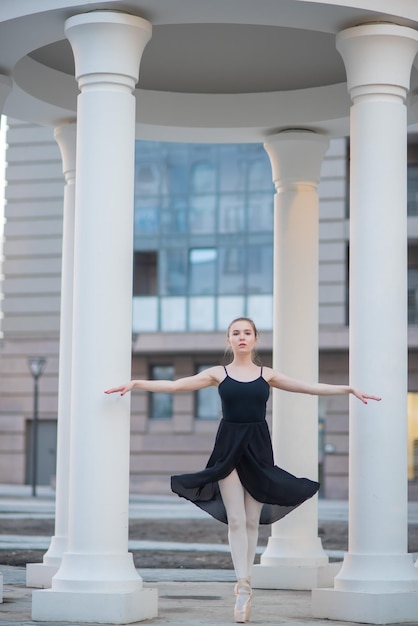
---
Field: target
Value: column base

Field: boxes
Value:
[32,587,158,624]
[252,561,341,590]
[26,562,59,588]
[312,587,418,624]
[26,533,66,587]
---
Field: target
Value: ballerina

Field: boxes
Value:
[105,316,380,623]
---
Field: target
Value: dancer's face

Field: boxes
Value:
[227,320,257,356]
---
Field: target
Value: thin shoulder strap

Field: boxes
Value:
[260,366,263,377]
[223,365,228,375]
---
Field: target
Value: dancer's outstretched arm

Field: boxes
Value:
[104,365,223,396]
[264,367,381,405]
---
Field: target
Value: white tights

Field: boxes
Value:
[218,469,263,580]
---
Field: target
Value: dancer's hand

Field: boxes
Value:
[351,389,381,404]
[104,381,135,396]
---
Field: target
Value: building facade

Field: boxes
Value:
[2,119,418,498]
[0,118,386,497]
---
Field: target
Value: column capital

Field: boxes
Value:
[336,23,418,101]
[65,11,152,90]
[54,122,77,180]
[264,130,329,192]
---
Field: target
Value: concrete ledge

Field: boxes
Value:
[32,587,158,624]
[312,587,418,624]
[252,562,341,590]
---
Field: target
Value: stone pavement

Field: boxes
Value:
[1,486,418,626]
[0,564,370,626]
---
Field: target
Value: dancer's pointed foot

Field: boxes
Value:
[234,577,252,623]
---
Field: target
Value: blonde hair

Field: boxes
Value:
[224,317,261,365]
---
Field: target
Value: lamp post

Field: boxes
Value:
[28,357,47,497]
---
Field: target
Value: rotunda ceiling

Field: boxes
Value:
[2,0,418,141]
[30,24,347,94]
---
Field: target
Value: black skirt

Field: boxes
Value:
[171,419,319,525]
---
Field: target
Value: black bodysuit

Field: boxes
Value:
[170,367,319,524]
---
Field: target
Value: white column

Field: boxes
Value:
[27,122,76,588]
[252,130,337,590]
[313,23,418,624]
[0,72,12,605]
[32,12,157,624]
[0,74,12,112]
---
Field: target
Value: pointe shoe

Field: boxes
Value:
[234,577,252,623]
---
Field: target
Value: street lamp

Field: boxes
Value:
[28,357,47,497]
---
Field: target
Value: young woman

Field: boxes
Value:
[105,317,380,623]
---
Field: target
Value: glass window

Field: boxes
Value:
[196,365,220,419]
[161,197,188,234]
[189,248,217,295]
[135,140,161,162]
[218,247,245,294]
[132,297,158,332]
[219,146,246,192]
[247,245,273,294]
[189,195,216,233]
[217,296,245,330]
[248,194,274,232]
[149,365,174,419]
[161,297,187,331]
[219,194,245,233]
[166,146,189,195]
[189,296,215,330]
[133,251,157,296]
[223,247,245,274]
[132,140,276,332]
[191,161,216,193]
[160,248,187,296]
[135,163,161,195]
[247,295,273,330]
[134,203,159,235]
